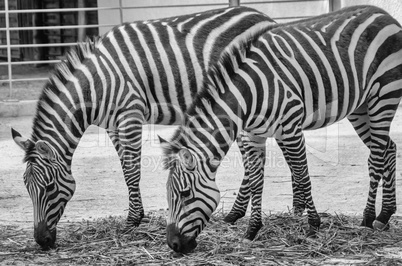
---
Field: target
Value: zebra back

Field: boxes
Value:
[97,6,276,124]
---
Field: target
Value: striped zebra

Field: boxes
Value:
[11,7,275,249]
[160,5,402,253]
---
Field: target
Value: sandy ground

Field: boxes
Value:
[0,108,401,233]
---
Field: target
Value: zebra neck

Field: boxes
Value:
[31,67,104,166]
[180,109,241,170]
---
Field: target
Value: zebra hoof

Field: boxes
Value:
[373,220,389,231]
[307,224,320,238]
[360,216,375,228]
[122,219,142,233]
[293,205,306,216]
[243,222,263,241]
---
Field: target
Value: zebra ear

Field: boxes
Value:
[158,136,169,147]
[179,148,196,170]
[158,135,181,153]
[11,128,35,151]
[35,141,55,160]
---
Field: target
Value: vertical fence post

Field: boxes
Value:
[229,0,240,7]
[328,0,341,12]
[4,0,13,100]
[119,0,123,24]
[77,0,86,42]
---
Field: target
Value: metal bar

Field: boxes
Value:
[4,0,13,99]
[0,60,61,66]
[119,0,124,25]
[0,24,114,31]
[4,77,49,82]
[244,0,326,4]
[0,6,122,14]
[0,43,77,49]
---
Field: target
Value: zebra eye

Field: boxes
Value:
[180,188,191,198]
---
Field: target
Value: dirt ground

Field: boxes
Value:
[1,107,401,231]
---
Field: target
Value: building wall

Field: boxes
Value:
[96,0,330,35]
[337,0,402,24]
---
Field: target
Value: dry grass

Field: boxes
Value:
[1,212,402,265]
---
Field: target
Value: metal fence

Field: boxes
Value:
[0,0,333,101]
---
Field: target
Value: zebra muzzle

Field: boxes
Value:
[166,224,197,253]
[34,221,56,250]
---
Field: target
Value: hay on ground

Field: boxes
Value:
[1,212,401,265]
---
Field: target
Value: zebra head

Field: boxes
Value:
[160,137,221,253]
[12,128,76,249]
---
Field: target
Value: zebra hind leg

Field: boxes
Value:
[373,139,397,230]
[350,84,401,229]
[367,70,402,229]
[347,103,377,227]
[223,135,251,224]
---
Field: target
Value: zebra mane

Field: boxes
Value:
[185,23,271,121]
[161,138,183,170]
[43,36,102,99]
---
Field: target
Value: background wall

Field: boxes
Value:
[96,0,330,35]
[336,0,402,24]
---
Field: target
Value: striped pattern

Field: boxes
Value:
[163,5,402,253]
[12,6,275,248]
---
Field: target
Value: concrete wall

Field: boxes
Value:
[96,0,330,35]
[337,0,402,24]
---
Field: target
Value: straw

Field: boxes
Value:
[1,212,401,265]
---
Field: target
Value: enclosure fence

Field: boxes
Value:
[0,0,334,101]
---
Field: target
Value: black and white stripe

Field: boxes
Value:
[162,5,402,253]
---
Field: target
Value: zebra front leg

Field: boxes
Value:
[277,140,305,216]
[224,134,251,224]
[242,134,266,241]
[281,129,321,236]
[108,128,145,229]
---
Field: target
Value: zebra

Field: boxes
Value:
[160,5,402,253]
[11,6,276,249]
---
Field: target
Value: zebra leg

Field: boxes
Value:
[108,127,144,229]
[280,128,321,236]
[276,139,305,216]
[367,95,399,229]
[374,139,397,230]
[226,136,306,223]
[347,104,377,227]
[223,134,251,224]
[242,134,267,241]
[348,97,399,229]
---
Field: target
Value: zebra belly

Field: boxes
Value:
[144,101,188,126]
[301,96,368,131]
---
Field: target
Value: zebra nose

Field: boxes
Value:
[36,234,54,249]
[35,221,56,249]
[166,224,198,253]
[171,237,181,252]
